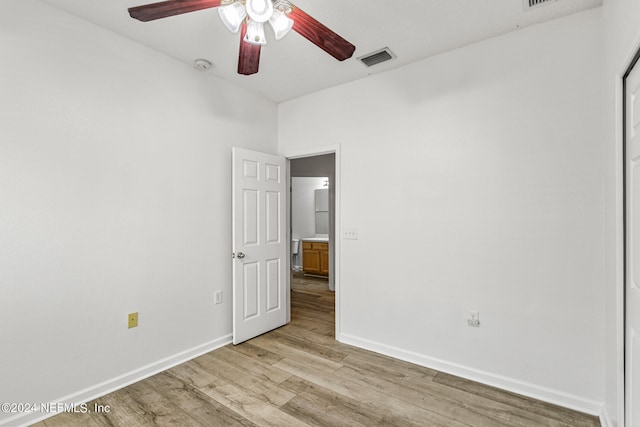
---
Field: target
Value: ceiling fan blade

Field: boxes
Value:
[238,22,261,75]
[128,0,222,22]
[288,3,355,61]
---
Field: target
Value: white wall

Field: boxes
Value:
[279,8,605,413]
[0,1,277,425]
[602,0,640,425]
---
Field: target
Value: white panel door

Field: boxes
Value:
[627,59,640,427]
[232,147,287,345]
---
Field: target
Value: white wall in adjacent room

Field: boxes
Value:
[0,1,276,425]
[291,177,328,241]
[279,8,605,413]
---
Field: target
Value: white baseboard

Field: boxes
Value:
[0,334,232,427]
[599,405,615,427]
[338,332,603,417]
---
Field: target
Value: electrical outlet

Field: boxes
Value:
[214,290,223,305]
[128,312,138,329]
[467,310,480,327]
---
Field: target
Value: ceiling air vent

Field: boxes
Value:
[523,0,557,10]
[358,48,395,67]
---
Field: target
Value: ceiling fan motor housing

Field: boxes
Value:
[245,0,273,22]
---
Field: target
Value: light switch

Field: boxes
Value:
[343,228,358,240]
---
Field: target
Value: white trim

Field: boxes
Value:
[620,34,640,427]
[616,64,627,427]
[338,332,603,416]
[283,144,341,159]
[1,335,232,427]
[617,69,626,427]
[285,158,292,325]
[601,405,615,427]
[282,144,341,339]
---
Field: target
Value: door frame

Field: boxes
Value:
[283,144,341,339]
[623,44,640,427]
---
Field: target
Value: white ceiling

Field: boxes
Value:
[40,0,601,103]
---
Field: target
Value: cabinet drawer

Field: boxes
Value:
[302,241,328,250]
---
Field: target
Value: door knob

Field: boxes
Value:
[236,252,246,259]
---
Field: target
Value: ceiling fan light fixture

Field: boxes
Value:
[245,0,274,23]
[218,1,246,34]
[127,0,356,75]
[244,19,267,45]
[269,9,293,40]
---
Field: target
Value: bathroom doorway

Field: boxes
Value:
[290,177,329,274]
[283,145,342,341]
[289,154,336,290]
[284,145,342,340]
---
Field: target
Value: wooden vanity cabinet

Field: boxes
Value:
[319,247,329,276]
[302,241,329,276]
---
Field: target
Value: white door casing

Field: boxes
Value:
[232,147,287,345]
[626,58,640,427]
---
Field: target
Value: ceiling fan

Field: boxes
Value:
[128,0,356,75]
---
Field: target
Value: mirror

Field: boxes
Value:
[315,188,329,235]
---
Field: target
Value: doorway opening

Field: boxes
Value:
[290,177,329,276]
[287,149,339,338]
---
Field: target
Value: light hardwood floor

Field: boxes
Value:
[37,275,600,427]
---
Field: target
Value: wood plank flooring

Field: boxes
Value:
[39,275,600,427]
